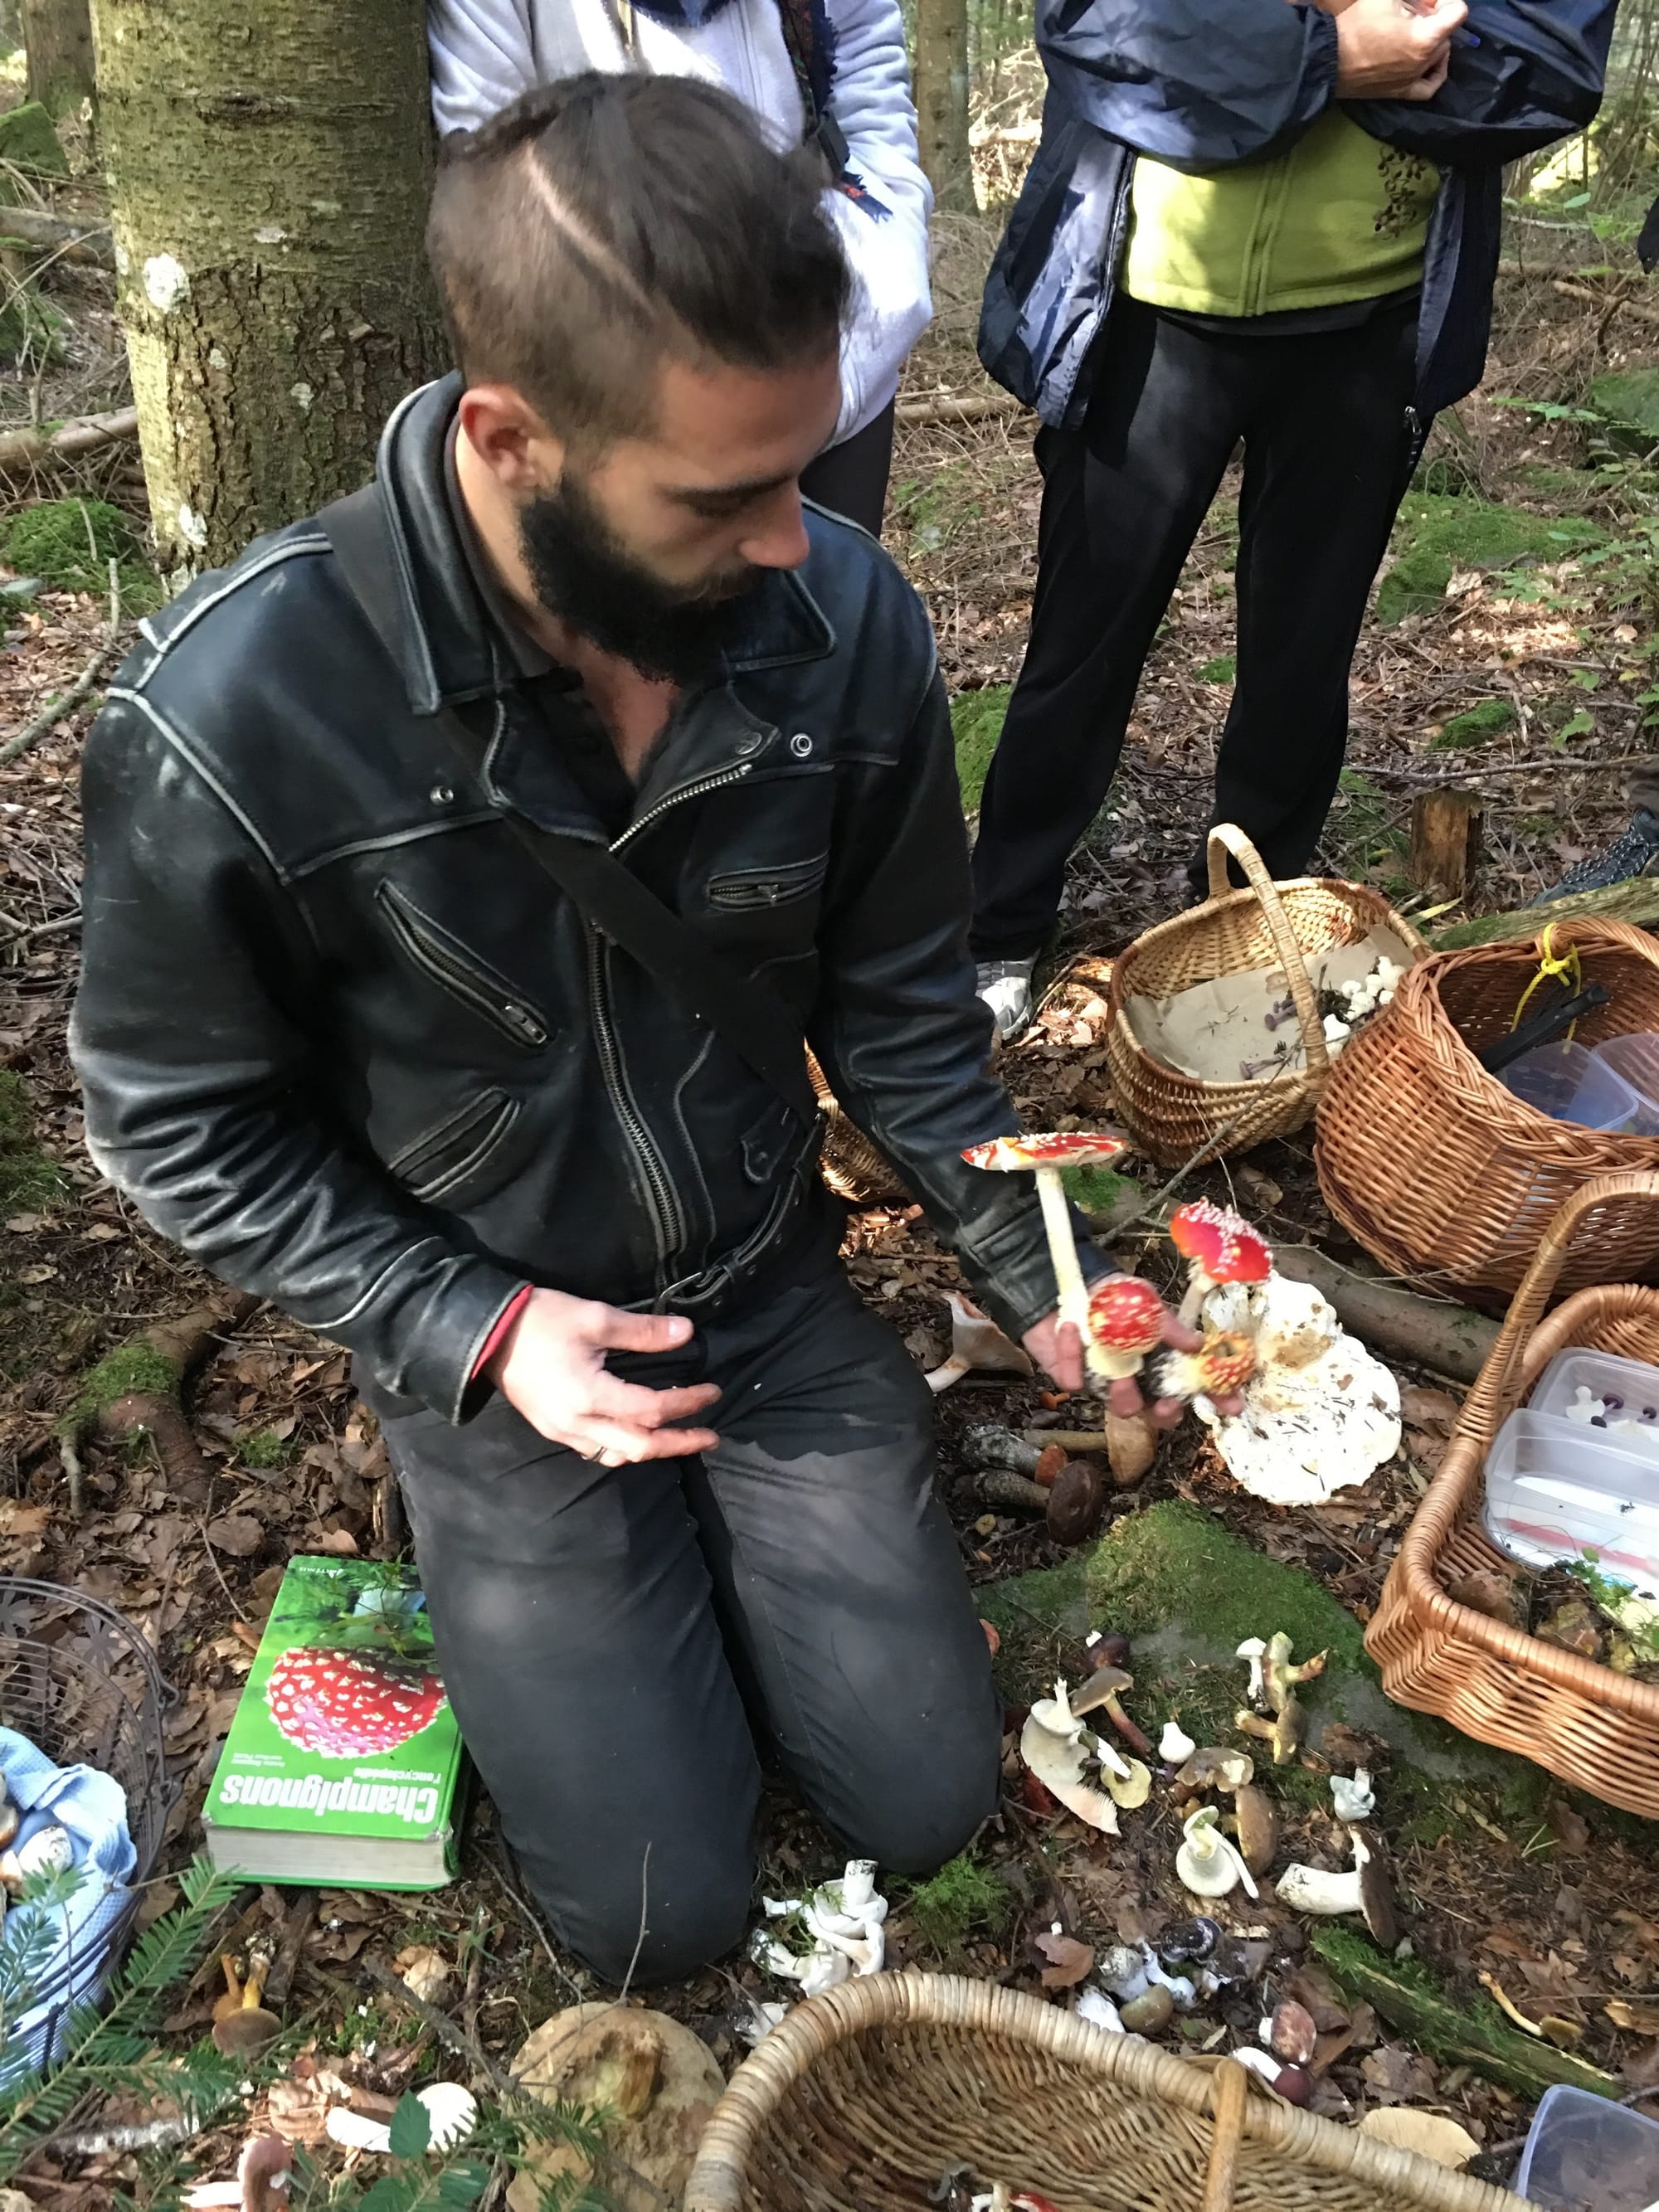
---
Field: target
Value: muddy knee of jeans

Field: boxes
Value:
[543,1860,756,1989]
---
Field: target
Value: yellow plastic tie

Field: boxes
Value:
[1511,924,1582,1035]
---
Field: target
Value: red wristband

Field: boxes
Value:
[472,1286,533,1381]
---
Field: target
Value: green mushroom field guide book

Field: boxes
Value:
[202,1556,465,1889]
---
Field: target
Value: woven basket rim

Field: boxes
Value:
[683,1971,1534,2212]
[1112,871,1427,994]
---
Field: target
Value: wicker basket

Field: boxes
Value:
[809,1049,908,1206]
[0,1577,173,2050]
[684,1975,1535,2212]
[1105,826,1428,1169]
[1367,1173,1659,1816]
[1316,922,1659,1304]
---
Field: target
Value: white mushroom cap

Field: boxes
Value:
[1160,1719,1198,1765]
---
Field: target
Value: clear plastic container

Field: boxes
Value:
[1500,1040,1644,1132]
[1593,1033,1659,1137]
[1530,1346,1659,1447]
[1514,2083,1659,2210]
[1482,1409,1659,1598]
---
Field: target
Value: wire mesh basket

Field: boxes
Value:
[0,1578,174,2052]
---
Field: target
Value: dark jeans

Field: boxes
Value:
[800,401,898,537]
[364,1254,1000,1985]
[969,295,1423,959]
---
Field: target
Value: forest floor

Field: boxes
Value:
[3,194,1659,2206]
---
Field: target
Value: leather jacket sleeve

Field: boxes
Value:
[69,689,527,1422]
[809,667,1110,1343]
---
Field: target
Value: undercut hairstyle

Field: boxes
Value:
[426,73,852,449]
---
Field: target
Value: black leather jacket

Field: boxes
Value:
[71,378,1092,1422]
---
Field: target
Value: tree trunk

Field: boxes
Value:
[22,0,93,120]
[90,0,448,573]
[913,0,975,216]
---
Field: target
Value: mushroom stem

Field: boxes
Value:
[1034,1168,1099,1373]
[1177,1269,1214,1330]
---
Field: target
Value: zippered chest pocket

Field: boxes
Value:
[706,852,830,913]
[374,880,550,1050]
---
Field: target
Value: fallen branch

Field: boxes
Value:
[1551,275,1659,327]
[1433,874,1659,950]
[0,204,114,265]
[0,404,139,481]
[0,557,124,771]
[896,391,1023,427]
[64,1290,261,1510]
[1272,1246,1498,1383]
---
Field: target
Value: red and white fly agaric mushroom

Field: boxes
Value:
[1167,1200,1272,1327]
[1157,1328,1258,1405]
[962,1133,1130,1370]
[1084,1275,1165,1383]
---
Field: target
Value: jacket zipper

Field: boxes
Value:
[375,883,549,1049]
[611,760,754,854]
[586,926,687,1267]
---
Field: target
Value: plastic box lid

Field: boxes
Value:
[1501,1040,1644,1132]
[1514,2083,1659,2210]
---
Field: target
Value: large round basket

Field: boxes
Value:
[0,1578,173,2054]
[1105,827,1428,1169]
[1368,1173,1659,1816]
[1316,921,1659,1303]
[684,1975,1535,2212]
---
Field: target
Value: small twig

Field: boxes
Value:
[489,1841,584,2007]
[359,1951,512,2096]
[0,557,123,770]
[0,908,80,948]
[194,1514,250,1623]
[615,1844,651,2008]
[48,2111,206,2156]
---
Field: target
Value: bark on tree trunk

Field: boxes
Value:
[22,0,93,120]
[90,0,448,572]
[913,0,975,216]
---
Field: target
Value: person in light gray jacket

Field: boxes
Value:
[427,0,933,534]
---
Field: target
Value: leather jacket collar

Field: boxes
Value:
[371,376,836,718]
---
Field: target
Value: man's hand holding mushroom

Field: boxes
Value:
[1022,1300,1239,1423]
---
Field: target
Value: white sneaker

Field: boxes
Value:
[975,958,1036,1042]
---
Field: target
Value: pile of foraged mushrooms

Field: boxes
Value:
[1018,1627,1396,2107]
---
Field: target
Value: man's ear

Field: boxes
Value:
[457,382,566,493]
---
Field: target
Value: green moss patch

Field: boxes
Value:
[1061,1164,1137,1218]
[951,685,1010,812]
[0,102,66,182]
[2,497,157,607]
[0,1071,64,1213]
[1375,493,1602,627]
[1591,367,1659,455]
[61,1341,180,1437]
[1196,654,1236,685]
[905,1851,1014,1957]
[238,1427,294,1471]
[1428,698,1516,751]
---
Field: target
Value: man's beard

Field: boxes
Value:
[518,471,761,685]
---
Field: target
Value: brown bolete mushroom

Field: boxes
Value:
[1085,1631,1131,1670]
[1228,1783,1279,1879]
[1044,1460,1107,1547]
[1264,1999,1317,2068]
[1102,1408,1158,1488]
[1068,1665,1151,1759]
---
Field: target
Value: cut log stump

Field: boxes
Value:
[1408,788,1483,899]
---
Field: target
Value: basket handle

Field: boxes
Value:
[1469,1170,1659,1427]
[1203,824,1331,1082]
[1199,2057,1248,2212]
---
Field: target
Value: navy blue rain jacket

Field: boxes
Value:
[980,0,1618,430]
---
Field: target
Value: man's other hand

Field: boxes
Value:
[485,1287,722,1465]
[1023,1296,1247,1425]
[1332,0,1466,100]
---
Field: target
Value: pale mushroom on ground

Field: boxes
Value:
[182,2135,293,2212]
[1330,1769,1375,1824]
[1076,1987,1125,2035]
[1175,1746,1254,1795]
[1159,1719,1197,1767]
[1175,1806,1258,1900]
[507,2004,727,2212]
[1118,1985,1175,2035]
[1237,1638,1268,1709]
[1168,1201,1272,1328]
[961,1132,1131,1368]
[1262,1631,1327,1710]
[925,1294,1035,1394]
[1020,1683,1121,1833]
[1275,1829,1399,1948]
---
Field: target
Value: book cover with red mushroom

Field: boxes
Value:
[202,1556,464,1889]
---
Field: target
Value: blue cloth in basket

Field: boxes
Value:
[0,1724,136,2071]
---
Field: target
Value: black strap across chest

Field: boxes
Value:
[319,486,816,1122]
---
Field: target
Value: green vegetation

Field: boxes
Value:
[907,1851,1014,1957]
[1428,698,1516,751]
[239,1426,295,1471]
[951,683,1010,811]
[61,1341,178,1437]
[0,100,66,183]
[1312,1926,1616,2099]
[2,498,159,609]
[0,1072,64,1213]
[1590,366,1659,455]
[1196,654,1236,685]
[1374,491,1602,626]
[1062,1163,1138,1218]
